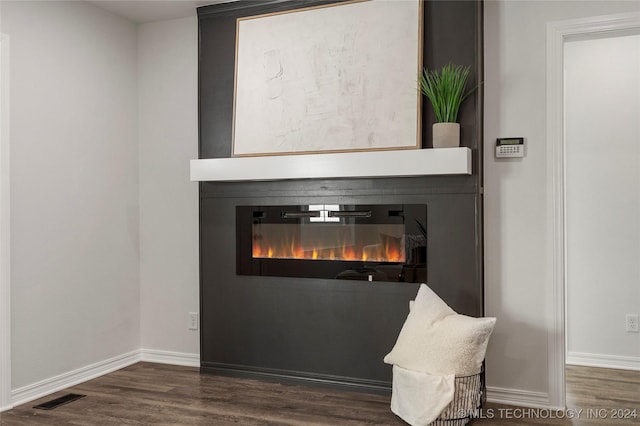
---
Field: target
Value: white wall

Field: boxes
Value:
[484,0,640,402]
[138,17,199,357]
[565,33,640,365]
[1,1,139,389]
[0,30,12,411]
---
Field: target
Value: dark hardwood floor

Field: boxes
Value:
[1,363,638,425]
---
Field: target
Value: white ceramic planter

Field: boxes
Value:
[433,122,460,148]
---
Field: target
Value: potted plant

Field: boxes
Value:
[419,63,472,148]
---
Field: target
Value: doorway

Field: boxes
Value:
[564,31,640,371]
[547,12,640,409]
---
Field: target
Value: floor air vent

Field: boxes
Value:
[33,393,86,410]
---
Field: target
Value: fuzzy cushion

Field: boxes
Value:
[384,284,496,376]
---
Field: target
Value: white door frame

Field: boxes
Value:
[546,12,640,409]
[0,32,12,412]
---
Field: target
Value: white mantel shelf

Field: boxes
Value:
[190,147,471,182]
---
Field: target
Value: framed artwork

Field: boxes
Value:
[232,0,422,157]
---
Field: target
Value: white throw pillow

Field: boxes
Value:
[384,284,496,376]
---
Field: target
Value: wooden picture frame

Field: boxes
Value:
[232,0,423,157]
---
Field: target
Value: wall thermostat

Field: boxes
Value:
[496,138,525,158]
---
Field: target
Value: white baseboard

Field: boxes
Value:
[567,352,640,371]
[10,350,140,408]
[139,348,200,367]
[8,348,200,410]
[486,386,553,409]
[486,354,640,408]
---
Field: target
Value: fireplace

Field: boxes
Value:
[237,204,427,282]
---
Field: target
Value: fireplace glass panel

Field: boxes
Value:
[237,204,426,282]
[253,223,406,262]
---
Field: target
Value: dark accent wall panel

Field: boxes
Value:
[422,1,482,168]
[197,0,484,393]
[199,188,480,390]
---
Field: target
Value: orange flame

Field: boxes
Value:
[252,232,405,263]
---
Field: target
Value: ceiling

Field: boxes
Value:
[89,0,229,24]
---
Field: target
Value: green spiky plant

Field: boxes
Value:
[419,63,472,123]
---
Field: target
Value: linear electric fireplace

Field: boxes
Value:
[237,204,427,282]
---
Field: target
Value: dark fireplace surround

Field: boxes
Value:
[197,0,484,394]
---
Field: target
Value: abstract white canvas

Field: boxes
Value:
[232,0,422,156]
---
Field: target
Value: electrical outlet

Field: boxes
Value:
[626,314,639,333]
[188,312,199,330]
